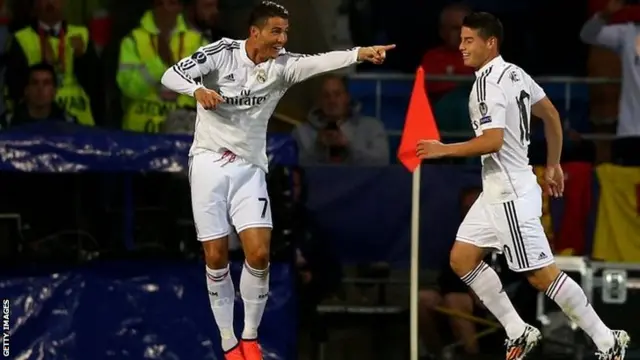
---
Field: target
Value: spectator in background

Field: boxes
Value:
[6,0,102,126]
[117,0,205,133]
[0,0,10,117]
[183,0,226,43]
[0,63,77,130]
[418,187,481,359]
[580,0,640,165]
[421,3,473,102]
[292,74,389,165]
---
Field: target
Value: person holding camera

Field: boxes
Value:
[293,74,390,165]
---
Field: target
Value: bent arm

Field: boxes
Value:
[580,13,627,51]
[161,43,223,96]
[532,97,563,165]
[445,82,507,157]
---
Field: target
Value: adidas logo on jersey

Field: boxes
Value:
[223,74,235,81]
[538,252,547,260]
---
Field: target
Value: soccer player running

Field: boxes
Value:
[417,12,629,360]
[160,1,393,359]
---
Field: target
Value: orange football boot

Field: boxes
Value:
[240,339,263,360]
[224,344,245,360]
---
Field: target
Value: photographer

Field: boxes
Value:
[292,74,390,165]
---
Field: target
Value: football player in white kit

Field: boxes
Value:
[160,1,394,359]
[417,12,629,360]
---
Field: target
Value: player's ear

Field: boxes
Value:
[249,25,259,38]
[489,37,497,49]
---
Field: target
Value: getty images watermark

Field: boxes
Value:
[2,299,8,357]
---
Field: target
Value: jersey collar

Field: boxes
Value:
[239,40,259,66]
[475,55,504,76]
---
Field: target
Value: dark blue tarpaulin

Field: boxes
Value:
[0,123,591,360]
[2,261,295,360]
[0,123,298,172]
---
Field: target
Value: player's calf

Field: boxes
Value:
[202,237,239,353]
[529,263,619,355]
[238,227,271,350]
[450,241,528,339]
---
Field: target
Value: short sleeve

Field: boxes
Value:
[478,81,506,130]
[529,78,546,104]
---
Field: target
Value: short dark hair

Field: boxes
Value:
[28,62,57,86]
[248,1,289,27]
[462,12,503,46]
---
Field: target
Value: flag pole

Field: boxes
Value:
[410,163,421,360]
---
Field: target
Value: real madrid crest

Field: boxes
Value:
[256,68,267,83]
[479,102,488,116]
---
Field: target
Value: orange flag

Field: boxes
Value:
[397,66,440,172]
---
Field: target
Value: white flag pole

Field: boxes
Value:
[409,163,421,360]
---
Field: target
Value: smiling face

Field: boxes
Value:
[458,12,503,69]
[249,16,288,59]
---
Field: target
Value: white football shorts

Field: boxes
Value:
[188,150,272,241]
[456,185,554,272]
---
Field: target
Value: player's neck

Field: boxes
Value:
[244,39,270,65]
[476,53,500,71]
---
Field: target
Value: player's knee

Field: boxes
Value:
[202,237,229,269]
[238,227,271,269]
[245,244,269,269]
[525,263,561,292]
[449,241,484,277]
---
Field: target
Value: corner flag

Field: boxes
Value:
[397,66,440,172]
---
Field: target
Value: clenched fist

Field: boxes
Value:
[194,87,224,110]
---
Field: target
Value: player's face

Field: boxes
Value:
[252,17,289,59]
[459,26,495,68]
[25,71,56,107]
[195,0,219,27]
[320,78,350,119]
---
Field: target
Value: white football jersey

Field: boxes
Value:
[161,38,359,172]
[468,56,547,203]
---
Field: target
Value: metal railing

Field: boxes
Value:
[349,73,622,140]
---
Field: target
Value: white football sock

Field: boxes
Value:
[546,272,614,352]
[240,262,270,340]
[206,265,238,352]
[461,262,527,339]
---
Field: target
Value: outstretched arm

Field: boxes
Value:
[282,45,395,84]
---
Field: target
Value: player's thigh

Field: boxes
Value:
[491,188,554,273]
[453,196,500,272]
[189,152,231,241]
[455,195,501,250]
[228,163,273,233]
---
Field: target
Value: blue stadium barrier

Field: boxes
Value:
[0,122,580,267]
[2,261,296,360]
